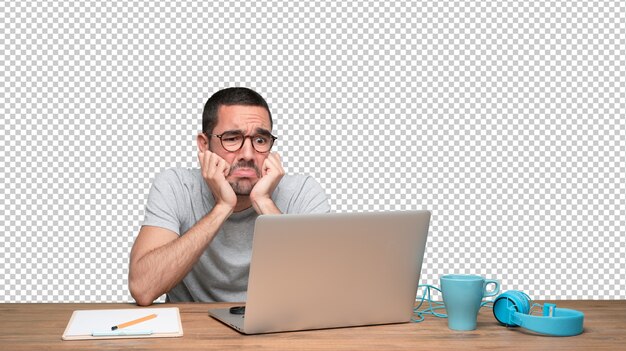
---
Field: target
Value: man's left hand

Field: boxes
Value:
[250,152,285,214]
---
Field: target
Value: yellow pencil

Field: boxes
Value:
[111,313,157,330]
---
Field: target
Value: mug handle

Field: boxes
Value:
[483,279,501,297]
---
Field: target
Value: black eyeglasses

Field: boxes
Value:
[205,130,277,153]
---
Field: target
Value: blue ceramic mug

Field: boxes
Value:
[440,274,500,331]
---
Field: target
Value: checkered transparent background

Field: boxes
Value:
[1,1,625,302]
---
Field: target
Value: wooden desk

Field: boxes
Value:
[0,301,623,350]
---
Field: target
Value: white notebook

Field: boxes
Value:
[62,307,183,340]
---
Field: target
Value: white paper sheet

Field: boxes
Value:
[63,307,182,337]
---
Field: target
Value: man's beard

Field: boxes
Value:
[228,160,261,196]
[229,179,254,195]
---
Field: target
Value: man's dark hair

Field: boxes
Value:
[202,87,273,134]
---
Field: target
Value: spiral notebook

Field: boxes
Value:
[62,307,183,340]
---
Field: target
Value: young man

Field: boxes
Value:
[129,88,330,306]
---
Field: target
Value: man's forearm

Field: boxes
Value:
[251,197,282,215]
[129,204,232,305]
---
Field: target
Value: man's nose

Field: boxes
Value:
[238,136,256,160]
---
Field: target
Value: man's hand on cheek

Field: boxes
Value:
[198,150,237,211]
[250,152,285,213]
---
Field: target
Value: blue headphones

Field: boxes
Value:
[492,290,584,336]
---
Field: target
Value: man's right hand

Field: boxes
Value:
[198,150,237,210]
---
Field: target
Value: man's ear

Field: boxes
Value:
[197,132,210,152]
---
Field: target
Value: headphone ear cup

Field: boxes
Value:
[510,290,531,314]
[492,291,531,327]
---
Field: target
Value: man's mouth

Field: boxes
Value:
[230,167,258,178]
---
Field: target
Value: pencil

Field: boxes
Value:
[111,313,157,330]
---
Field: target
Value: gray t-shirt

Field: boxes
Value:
[141,167,331,302]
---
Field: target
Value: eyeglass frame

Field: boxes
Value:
[204,129,278,153]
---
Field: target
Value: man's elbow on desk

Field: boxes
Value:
[128,279,157,306]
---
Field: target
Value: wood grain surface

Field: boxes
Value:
[0,300,623,350]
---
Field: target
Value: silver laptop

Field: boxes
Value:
[208,210,431,334]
